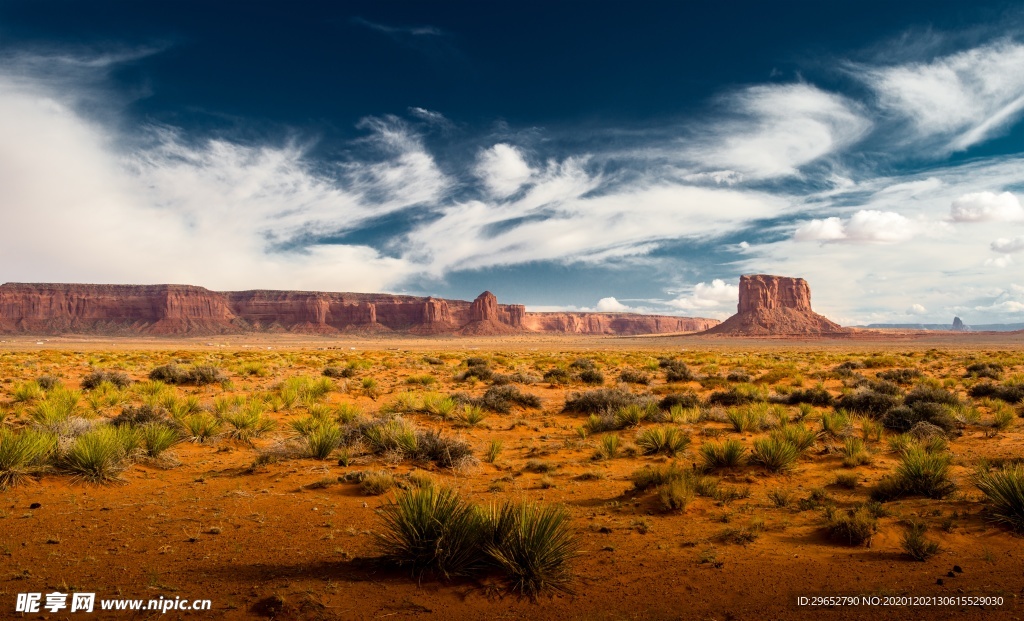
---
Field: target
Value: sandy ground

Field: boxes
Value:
[2,332,1023,620]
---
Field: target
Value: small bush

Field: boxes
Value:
[564,388,653,414]
[361,470,397,495]
[0,429,55,489]
[149,364,226,386]
[304,423,343,460]
[81,369,131,390]
[772,423,818,453]
[618,368,650,385]
[375,486,482,578]
[882,402,956,434]
[831,473,859,489]
[658,478,694,512]
[901,521,940,561]
[786,387,834,407]
[726,406,766,433]
[362,417,419,455]
[871,448,955,502]
[974,464,1024,531]
[965,362,1003,380]
[663,360,695,382]
[825,506,876,545]
[836,389,901,417]
[457,363,493,382]
[12,381,44,403]
[708,385,765,406]
[700,439,747,470]
[750,437,799,472]
[415,430,474,468]
[595,434,620,460]
[577,369,605,385]
[543,368,571,385]
[636,427,691,457]
[658,392,701,410]
[569,358,596,371]
[615,403,657,428]
[140,423,181,458]
[113,404,169,427]
[480,385,541,413]
[841,437,871,467]
[631,463,687,491]
[877,369,923,385]
[322,366,347,378]
[180,413,223,442]
[485,439,503,463]
[62,426,131,482]
[970,383,1024,404]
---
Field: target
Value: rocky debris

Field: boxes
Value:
[703,274,848,336]
[0,283,716,336]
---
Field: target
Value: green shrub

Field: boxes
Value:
[375,486,482,578]
[615,403,656,428]
[362,417,419,455]
[836,389,900,417]
[631,463,687,491]
[62,426,131,482]
[663,360,695,382]
[149,364,225,386]
[772,423,818,453]
[180,413,223,442]
[970,383,1024,404]
[221,403,275,444]
[483,500,579,598]
[577,369,605,385]
[658,392,701,410]
[841,437,871,467]
[140,423,181,458]
[708,384,765,406]
[304,423,343,460]
[595,434,620,460]
[877,369,923,385]
[480,385,540,413]
[901,521,940,560]
[871,448,955,501]
[824,506,876,545]
[543,368,572,385]
[974,464,1024,531]
[786,387,834,407]
[636,427,691,457]
[750,437,799,472]
[700,439,747,470]
[564,388,653,414]
[81,369,131,390]
[485,439,503,463]
[618,368,650,385]
[965,363,1003,380]
[12,381,44,403]
[0,428,55,488]
[726,406,766,433]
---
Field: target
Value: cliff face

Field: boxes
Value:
[704,275,846,336]
[523,313,718,335]
[0,283,716,336]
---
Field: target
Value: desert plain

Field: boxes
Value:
[1,331,1024,621]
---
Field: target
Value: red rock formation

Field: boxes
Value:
[523,313,717,335]
[0,283,718,336]
[703,274,847,336]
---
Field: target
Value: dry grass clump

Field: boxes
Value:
[974,464,1024,531]
[824,505,877,545]
[0,428,55,489]
[901,521,940,560]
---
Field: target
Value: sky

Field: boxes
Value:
[1,1,1024,325]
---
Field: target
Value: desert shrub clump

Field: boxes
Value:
[707,384,765,406]
[61,426,137,482]
[661,359,695,382]
[836,388,901,417]
[969,382,1024,404]
[635,426,691,456]
[872,447,956,502]
[658,392,701,410]
[700,439,747,470]
[564,388,654,414]
[974,464,1024,531]
[542,368,571,385]
[750,436,800,472]
[376,487,578,597]
[785,386,834,407]
[81,369,132,390]
[965,362,1003,380]
[149,364,226,386]
[901,521,940,560]
[478,385,541,413]
[618,368,651,385]
[824,506,877,545]
[0,428,55,489]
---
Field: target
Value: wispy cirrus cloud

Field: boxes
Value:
[858,40,1024,152]
[351,17,443,37]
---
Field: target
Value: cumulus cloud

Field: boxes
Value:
[991,236,1024,253]
[668,279,739,313]
[861,41,1024,151]
[686,84,870,178]
[793,210,918,243]
[595,297,631,312]
[950,191,1024,222]
[474,143,535,198]
[984,255,1014,268]
[906,303,928,315]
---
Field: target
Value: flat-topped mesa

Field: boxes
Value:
[0,283,716,336]
[738,274,812,313]
[704,274,847,336]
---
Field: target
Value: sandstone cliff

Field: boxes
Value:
[0,283,716,336]
[703,274,847,336]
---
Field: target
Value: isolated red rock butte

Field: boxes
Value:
[703,274,848,336]
[0,283,718,336]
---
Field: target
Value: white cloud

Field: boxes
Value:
[793,210,918,243]
[474,143,535,198]
[984,255,1014,268]
[668,279,739,315]
[991,236,1024,253]
[906,303,928,315]
[595,297,631,312]
[687,84,870,178]
[950,191,1024,222]
[861,41,1024,151]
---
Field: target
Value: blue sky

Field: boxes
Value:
[2,1,1024,325]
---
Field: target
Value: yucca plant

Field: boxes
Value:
[841,437,871,467]
[771,423,818,453]
[12,381,44,403]
[636,427,691,457]
[873,447,955,501]
[61,426,131,482]
[595,433,620,460]
[668,404,702,424]
[140,423,181,458]
[422,393,458,420]
[221,401,275,444]
[336,402,361,424]
[820,410,852,438]
[658,477,695,512]
[974,464,1024,531]
[457,404,487,426]
[485,439,503,463]
[901,521,940,560]
[362,417,418,455]
[483,500,579,598]
[180,413,223,443]
[824,505,877,546]
[700,439,747,470]
[614,404,652,428]
[376,486,482,578]
[750,436,799,473]
[304,423,343,460]
[726,407,764,433]
[0,428,55,489]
